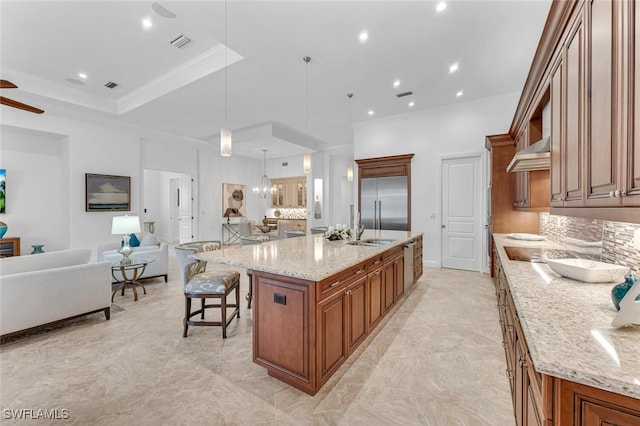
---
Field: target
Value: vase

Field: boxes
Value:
[31,244,45,254]
[0,221,6,239]
[611,274,638,311]
[262,215,268,226]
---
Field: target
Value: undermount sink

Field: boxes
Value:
[347,239,394,247]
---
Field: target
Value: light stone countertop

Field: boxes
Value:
[494,233,640,400]
[192,230,422,282]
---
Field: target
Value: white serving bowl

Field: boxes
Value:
[546,258,629,283]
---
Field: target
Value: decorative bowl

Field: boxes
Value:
[546,258,629,283]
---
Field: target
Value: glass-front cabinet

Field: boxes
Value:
[271,177,307,208]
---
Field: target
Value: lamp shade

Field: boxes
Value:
[111,215,141,235]
[220,128,232,157]
[346,166,354,181]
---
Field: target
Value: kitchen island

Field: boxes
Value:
[193,230,423,395]
[493,234,639,424]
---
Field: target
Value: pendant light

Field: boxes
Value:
[303,56,311,173]
[253,149,273,198]
[220,0,232,157]
[346,93,354,181]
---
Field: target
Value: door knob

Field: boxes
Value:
[442,225,446,229]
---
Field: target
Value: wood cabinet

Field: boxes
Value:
[511,0,640,222]
[413,234,423,282]
[494,245,553,426]
[555,379,640,425]
[271,177,307,208]
[366,256,384,332]
[0,237,20,257]
[254,240,414,395]
[493,242,639,425]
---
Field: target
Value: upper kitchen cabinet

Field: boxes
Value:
[511,0,640,223]
[271,177,307,208]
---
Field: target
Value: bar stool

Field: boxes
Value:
[175,242,240,338]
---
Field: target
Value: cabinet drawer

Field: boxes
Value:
[366,255,384,270]
[317,263,367,300]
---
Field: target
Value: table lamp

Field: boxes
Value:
[111,215,141,265]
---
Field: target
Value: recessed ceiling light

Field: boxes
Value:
[393,80,400,88]
[408,101,415,108]
[456,90,464,97]
[368,110,374,116]
[436,2,447,12]
[359,31,368,43]
[78,73,87,79]
[142,18,153,29]
[449,62,459,74]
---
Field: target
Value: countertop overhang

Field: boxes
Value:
[493,233,640,399]
[192,230,422,282]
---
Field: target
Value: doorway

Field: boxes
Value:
[441,154,483,272]
[143,169,194,243]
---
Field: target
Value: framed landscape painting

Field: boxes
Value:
[85,173,131,212]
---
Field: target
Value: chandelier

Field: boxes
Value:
[253,149,275,198]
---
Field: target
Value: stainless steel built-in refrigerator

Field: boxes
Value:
[360,176,408,230]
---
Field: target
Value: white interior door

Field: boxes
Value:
[441,155,482,271]
[169,177,192,243]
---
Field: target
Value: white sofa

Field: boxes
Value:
[0,249,112,337]
[97,232,168,283]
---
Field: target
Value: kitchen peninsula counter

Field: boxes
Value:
[493,233,639,417]
[193,230,423,395]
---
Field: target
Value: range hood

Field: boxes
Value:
[506,136,550,172]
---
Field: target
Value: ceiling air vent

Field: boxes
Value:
[396,91,413,98]
[169,34,191,49]
[104,81,118,89]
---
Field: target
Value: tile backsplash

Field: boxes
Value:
[540,213,640,276]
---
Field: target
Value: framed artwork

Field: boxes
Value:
[85,173,131,212]
[0,169,5,213]
[222,183,245,218]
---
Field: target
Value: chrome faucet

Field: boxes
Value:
[356,222,365,240]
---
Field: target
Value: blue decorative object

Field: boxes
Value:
[0,221,6,239]
[31,244,45,254]
[611,274,639,311]
[121,233,140,247]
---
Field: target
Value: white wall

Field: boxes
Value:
[0,102,265,257]
[0,126,69,254]
[353,93,520,268]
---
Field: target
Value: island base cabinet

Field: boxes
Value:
[253,240,414,396]
[318,290,347,382]
[253,273,316,395]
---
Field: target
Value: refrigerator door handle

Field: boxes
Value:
[378,200,382,230]
[373,201,378,229]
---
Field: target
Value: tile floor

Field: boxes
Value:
[0,253,514,425]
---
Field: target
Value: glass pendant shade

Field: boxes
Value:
[253,174,271,199]
[303,153,311,174]
[220,128,232,157]
[253,149,274,198]
[347,166,354,181]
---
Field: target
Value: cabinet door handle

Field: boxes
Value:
[373,260,381,265]
[330,280,341,288]
[505,369,513,380]
[355,269,365,275]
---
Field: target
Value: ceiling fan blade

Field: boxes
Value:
[0,80,18,89]
[0,96,44,114]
